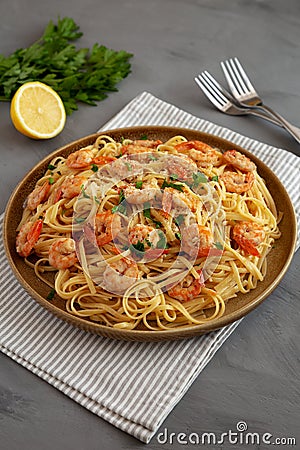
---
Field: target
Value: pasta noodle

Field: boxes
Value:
[15,135,281,331]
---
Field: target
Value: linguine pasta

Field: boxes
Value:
[15,135,281,331]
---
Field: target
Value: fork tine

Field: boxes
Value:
[222,57,257,97]
[233,57,256,93]
[194,73,228,109]
[221,59,245,96]
[194,76,226,109]
[228,58,248,94]
[201,71,229,104]
[197,72,230,106]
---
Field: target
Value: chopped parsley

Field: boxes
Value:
[214,241,224,250]
[148,154,158,161]
[74,216,86,224]
[80,185,90,198]
[156,230,167,249]
[140,134,148,140]
[131,241,145,252]
[91,163,99,172]
[161,179,184,192]
[192,172,208,187]
[145,239,153,248]
[119,189,125,203]
[47,164,56,171]
[175,214,185,226]
[135,180,143,189]
[46,288,55,301]
[211,175,219,182]
[111,204,126,215]
[48,177,55,185]
[143,202,152,220]
[112,189,127,215]
[143,202,162,228]
[129,241,145,257]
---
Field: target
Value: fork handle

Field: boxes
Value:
[252,104,300,144]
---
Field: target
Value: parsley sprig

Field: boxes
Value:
[112,189,127,215]
[0,17,133,115]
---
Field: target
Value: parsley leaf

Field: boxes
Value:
[175,214,185,226]
[214,241,224,250]
[175,232,182,241]
[80,185,90,198]
[46,288,55,300]
[156,230,167,249]
[192,172,208,187]
[143,202,162,228]
[47,164,56,171]
[0,17,133,115]
[161,179,184,192]
[143,202,152,220]
[74,216,86,224]
[91,163,98,172]
[111,189,127,215]
[129,241,145,257]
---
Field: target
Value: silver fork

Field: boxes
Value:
[221,57,300,144]
[194,71,282,126]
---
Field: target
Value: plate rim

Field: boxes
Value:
[3,125,298,341]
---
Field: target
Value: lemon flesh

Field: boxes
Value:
[10,81,66,139]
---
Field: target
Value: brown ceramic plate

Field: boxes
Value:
[3,126,297,341]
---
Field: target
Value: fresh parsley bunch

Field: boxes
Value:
[0,17,133,115]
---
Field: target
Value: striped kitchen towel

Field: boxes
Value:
[1,91,299,444]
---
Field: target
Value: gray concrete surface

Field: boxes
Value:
[0,1,299,449]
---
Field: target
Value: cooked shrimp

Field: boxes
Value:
[167,269,204,302]
[121,139,162,154]
[66,147,94,169]
[92,155,116,166]
[107,157,142,179]
[232,221,265,257]
[16,219,43,257]
[54,174,87,202]
[27,182,51,210]
[167,155,197,181]
[124,184,157,205]
[181,224,214,258]
[162,187,199,215]
[175,140,223,168]
[49,238,78,269]
[128,224,166,259]
[223,150,256,172]
[102,257,139,293]
[219,171,255,194]
[129,224,156,246]
[90,210,122,247]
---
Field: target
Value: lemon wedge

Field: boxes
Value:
[10,81,66,139]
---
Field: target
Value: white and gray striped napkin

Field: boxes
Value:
[1,92,299,443]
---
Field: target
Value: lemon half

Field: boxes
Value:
[10,81,66,139]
